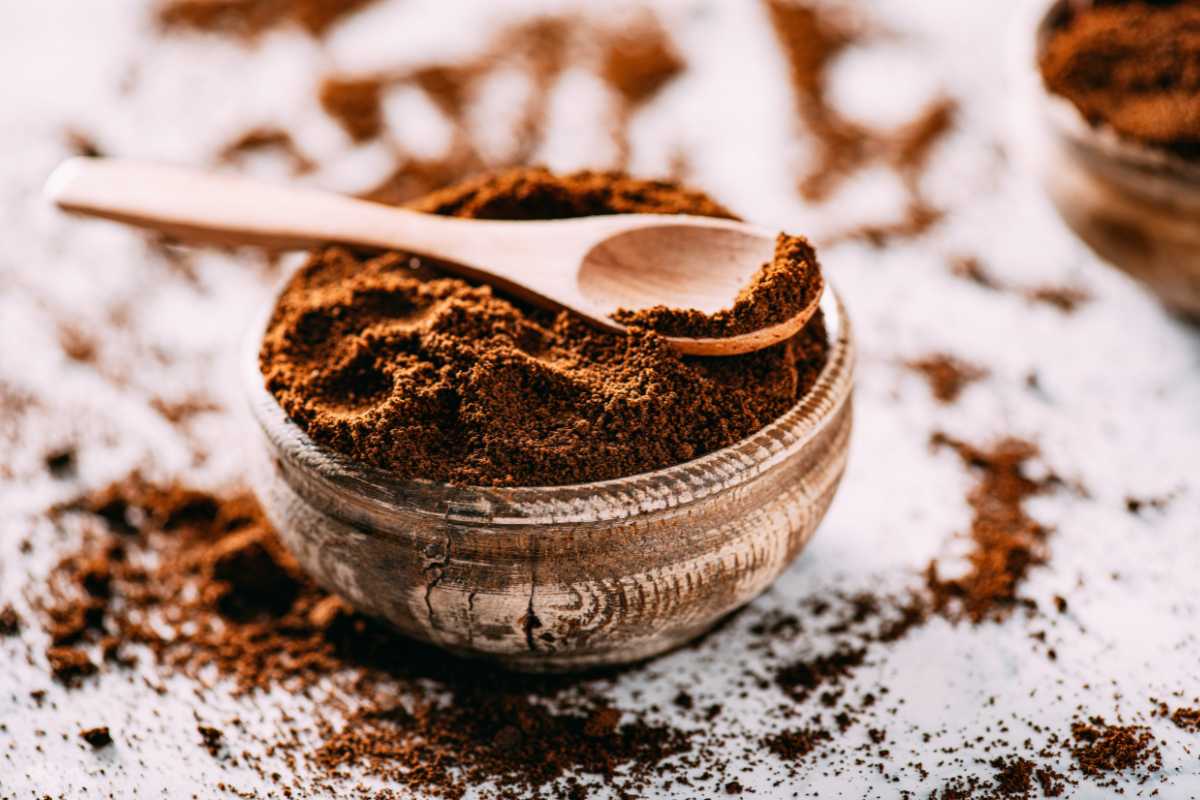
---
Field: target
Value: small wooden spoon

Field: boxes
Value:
[45,158,822,356]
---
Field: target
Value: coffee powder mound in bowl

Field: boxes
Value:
[260,167,830,487]
[248,167,854,671]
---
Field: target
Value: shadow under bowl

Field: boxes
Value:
[242,285,854,672]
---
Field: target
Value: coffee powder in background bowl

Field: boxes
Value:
[1020,0,1200,318]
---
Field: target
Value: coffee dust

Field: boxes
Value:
[0,605,20,636]
[1040,0,1200,154]
[906,354,989,404]
[79,726,113,748]
[1068,717,1162,783]
[612,233,824,339]
[318,76,385,142]
[926,433,1060,623]
[600,11,686,168]
[260,168,829,486]
[948,255,1092,315]
[157,0,381,41]
[36,476,702,798]
[763,0,957,244]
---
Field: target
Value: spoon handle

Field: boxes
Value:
[45,157,503,257]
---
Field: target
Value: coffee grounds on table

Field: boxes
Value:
[1040,0,1200,154]
[924,433,1060,623]
[37,476,701,798]
[1068,717,1162,784]
[79,726,113,748]
[318,76,385,142]
[611,233,824,339]
[762,0,957,245]
[260,167,829,486]
[157,0,380,40]
[906,354,989,404]
[0,604,20,636]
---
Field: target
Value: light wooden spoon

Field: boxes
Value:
[45,157,822,356]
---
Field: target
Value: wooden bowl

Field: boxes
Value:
[1013,0,1200,319]
[241,286,854,672]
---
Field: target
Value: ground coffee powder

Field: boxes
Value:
[1041,0,1200,153]
[260,167,829,486]
[611,233,824,339]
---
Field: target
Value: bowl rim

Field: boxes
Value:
[242,278,853,524]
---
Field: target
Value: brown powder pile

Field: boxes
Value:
[1040,0,1200,153]
[157,0,380,40]
[906,354,989,404]
[925,433,1059,623]
[36,476,698,798]
[260,168,829,486]
[1068,717,1162,783]
[612,233,823,339]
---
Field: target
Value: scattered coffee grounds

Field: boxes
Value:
[763,727,832,761]
[1024,285,1091,314]
[926,433,1060,623]
[0,604,20,636]
[44,447,77,478]
[218,127,314,175]
[906,354,989,404]
[1125,491,1178,515]
[1169,706,1200,732]
[58,323,98,363]
[932,757,1067,800]
[1068,717,1162,782]
[600,12,685,167]
[314,697,690,798]
[46,646,97,685]
[260,168,829,486]
[763,0,864,202]
[612,234,823,339]
[1040,0,1200,154]
[79,726,113,748]
[313,11,680,181]
[318,76,384,142]
[948,255,1092,314]
[157,0,380,40]
[763,0,956,245]
[36,475,703,798]
[197,725,224,756]
[64,129,104,158]
[601,15,684,109]
[774,645,865,703]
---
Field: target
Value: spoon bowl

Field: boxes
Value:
[46,157,822,355]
